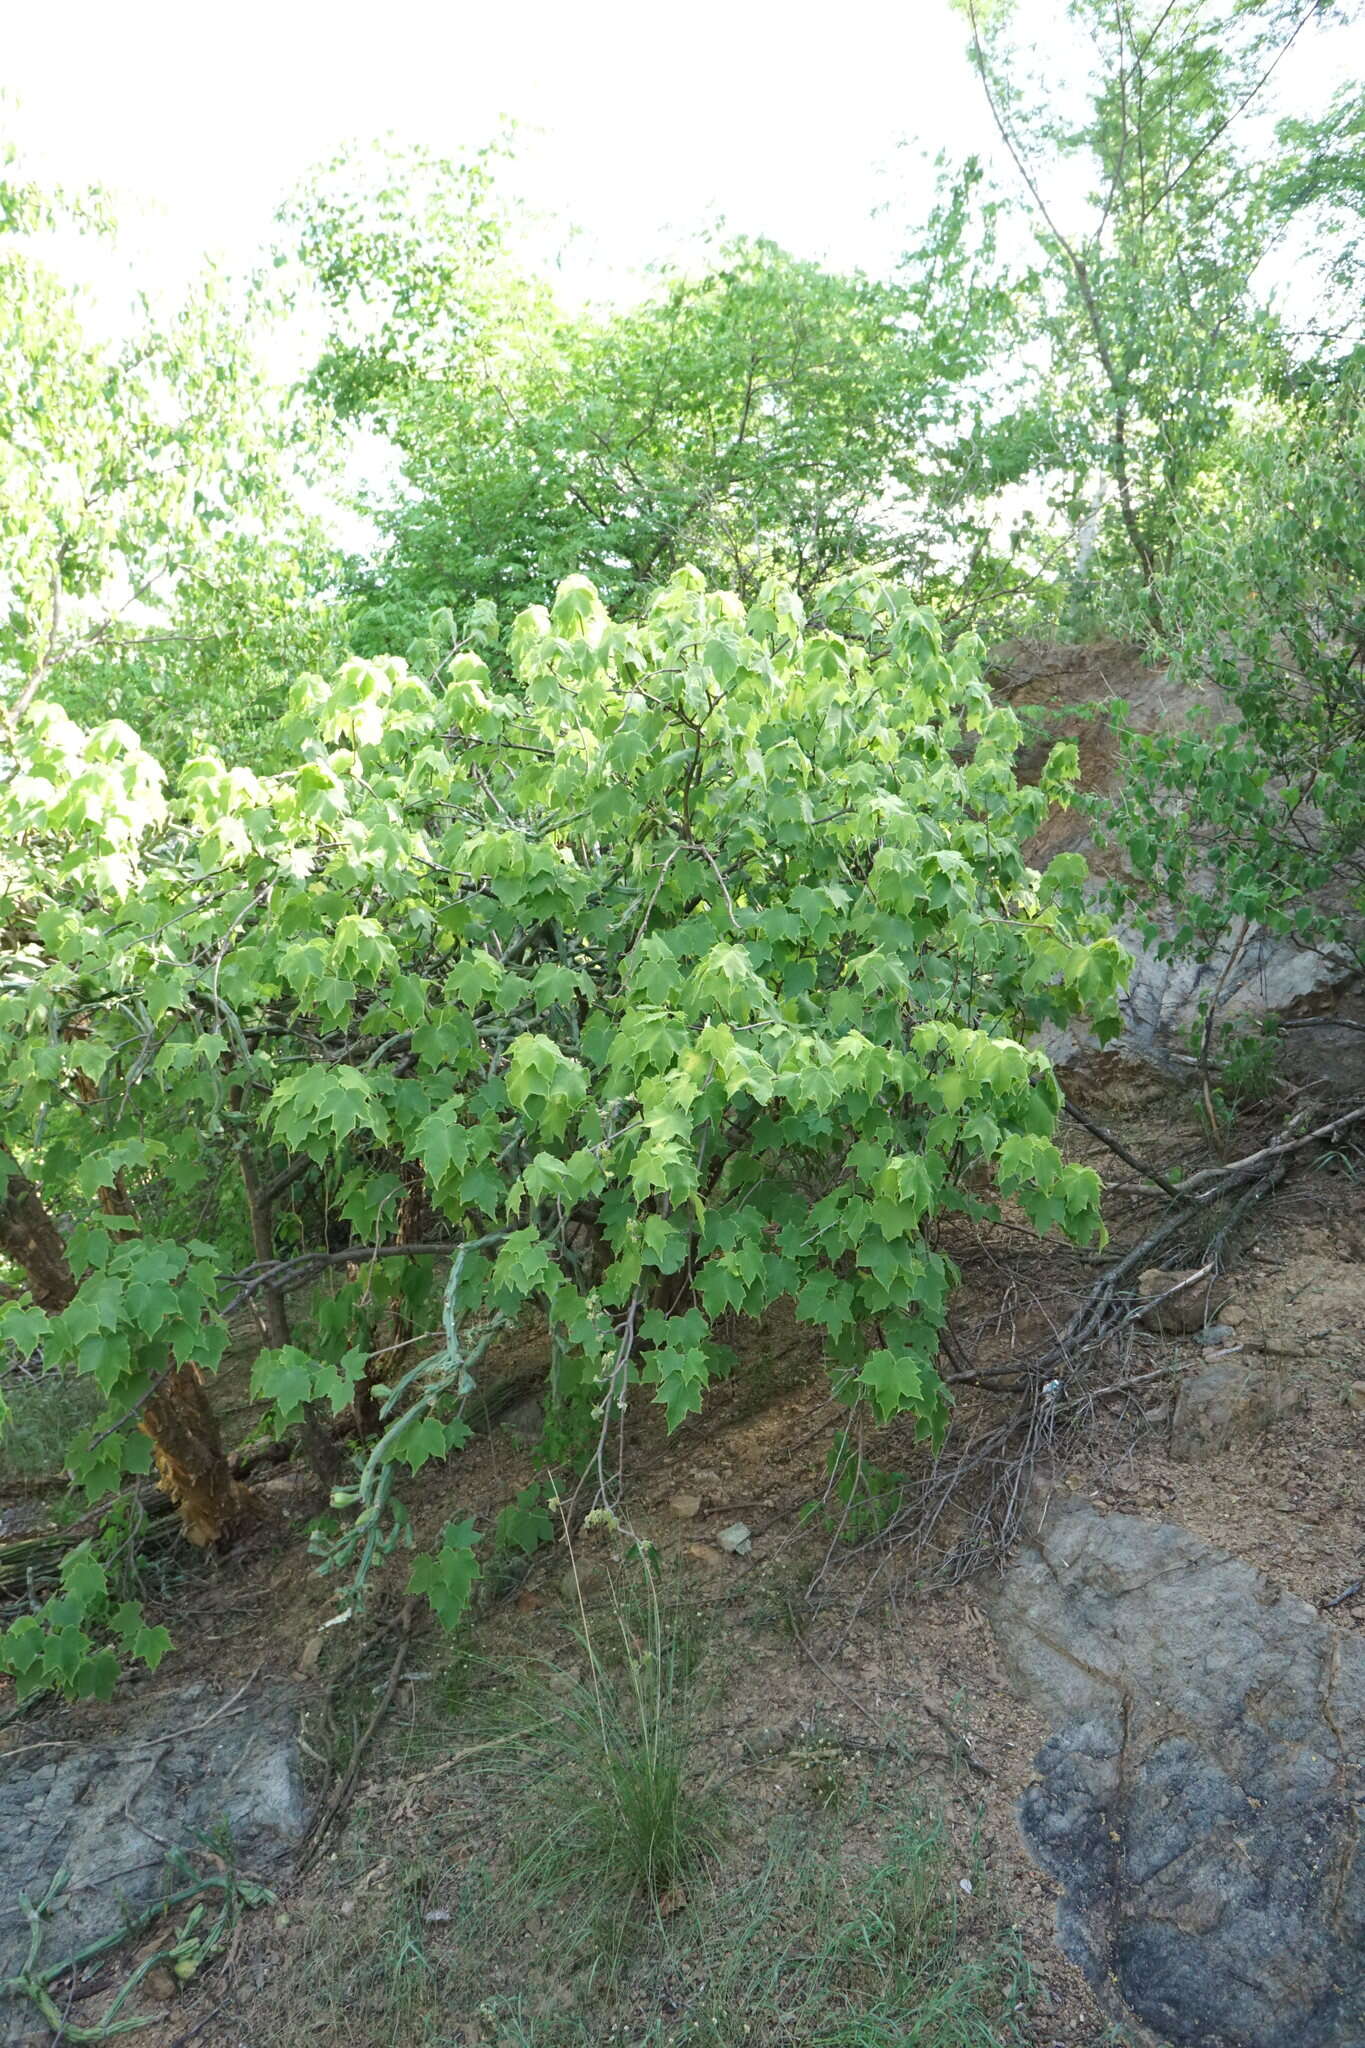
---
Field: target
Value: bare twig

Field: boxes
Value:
[783,1599,991,1777]
[865,1096,1365,1586]
[299,1603,415,1870]
[1064,1096,1193,1204]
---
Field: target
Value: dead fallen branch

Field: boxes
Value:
[871,1096,1361,1585]
[1063,1096,1194,1204]
[1176,1100,1365,1195]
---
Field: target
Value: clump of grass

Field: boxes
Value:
[814,1817,1028,2047]
[653,1812,1028,2048]
[492,1543,726,1947]
[243,1550,1032,2047]
[260,1852,450,2048]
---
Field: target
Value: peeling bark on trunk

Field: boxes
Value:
[141,1363,254,1546]
[0,1150,76,1313]
[92,1173,253,1547]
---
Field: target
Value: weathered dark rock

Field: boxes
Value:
[0,1680,307,1999]
[990,1497,1364,2048]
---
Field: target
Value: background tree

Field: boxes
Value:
[1271,80,1365,371]
[953,0,1365,983]
[1110,366,1365,969]
[290,144,1030,649]
[962,0,1356,616]
[0,141,343,766]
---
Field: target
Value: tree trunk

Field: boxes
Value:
[1,1127,252,1547]
[142,1364,253,1548]
[0,1150,77,1312]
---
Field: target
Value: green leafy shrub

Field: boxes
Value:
[0,565,1125,1693]
[804,1430,907,1545]
[1204,1015,1283,1119]
[2,1540,170,1702]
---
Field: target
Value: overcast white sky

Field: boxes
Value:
[3,0,1053,305]
[6,0,1360,331]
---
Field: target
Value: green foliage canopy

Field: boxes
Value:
[0,566,1125,1688]
[962,0,1323,609]
[1111,370,1365,967]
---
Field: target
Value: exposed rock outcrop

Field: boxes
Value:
[0,1679,307,1999]
[989,1496,1363,2048]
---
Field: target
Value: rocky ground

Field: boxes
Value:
[1,1063,1363,2048]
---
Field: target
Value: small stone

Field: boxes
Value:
[1347,1381,1365,1415]
[1256,1334,1301,1359]
[296,1634,324,1676]
[669,1492,702,1519]
[1137,1268,1231,1335]
[716,1522,753,1556]
[746,1723,793,1757]
[500,1396,543,1446]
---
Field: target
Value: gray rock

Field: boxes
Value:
[1000,645,1356,1070]
[1114,918,1349,1066]
[0,1680,307,1996]
[990,1498,1364,2048]
[1170,1360,1305,1459]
